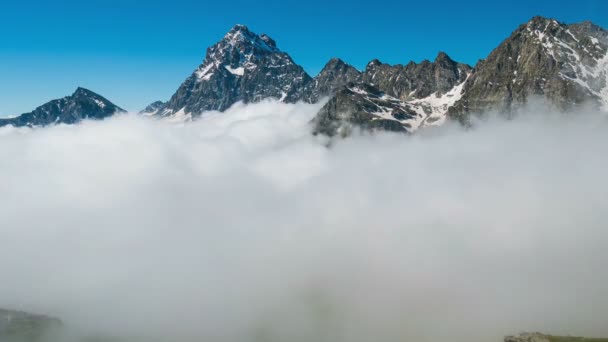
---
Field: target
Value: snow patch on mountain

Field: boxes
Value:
[410,74,470,126]
[525,18,608,109]
[93,99,106,109]
[225,66,245,76]
[165,107,192,123]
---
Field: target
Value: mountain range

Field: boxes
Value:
[2,16,607,136]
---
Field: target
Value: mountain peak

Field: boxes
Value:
[72,87,92,96]
[434,51,454,64]
[217,24,280,55]
[523,15,563,32]
[323,57,348,69]
[366,59,383,69]
[227,24,250,34]
[160,23,311,115]
[0,88,124,128]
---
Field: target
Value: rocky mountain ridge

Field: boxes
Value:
[143,24,474,128]
[2,16,606,133]
[150,16,607,136]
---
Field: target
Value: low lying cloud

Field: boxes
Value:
[1,101,608,341]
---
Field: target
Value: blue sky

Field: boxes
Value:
[1,0,607,115]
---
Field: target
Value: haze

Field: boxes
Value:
[1,101,607,341]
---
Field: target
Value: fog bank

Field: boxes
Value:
[1,101,608,341]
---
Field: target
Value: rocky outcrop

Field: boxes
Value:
[0,87,125,128]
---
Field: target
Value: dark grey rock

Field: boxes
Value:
[0,88,125,128]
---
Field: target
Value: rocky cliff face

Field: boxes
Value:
[154,24,312,118]
[450,16,608,124]
[0,88,125,128]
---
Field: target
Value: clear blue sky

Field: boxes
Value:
[1,0,607,115]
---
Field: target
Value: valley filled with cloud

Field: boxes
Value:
[1,102,608,341]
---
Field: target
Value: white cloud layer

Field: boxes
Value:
[1,101,608,341]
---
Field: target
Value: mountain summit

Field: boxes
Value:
[450,16,608,123]
[0,87,125,128]
[152,24,312,118]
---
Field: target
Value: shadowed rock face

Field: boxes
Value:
[0,88,125,128]
[450,16,608,124]
[0,309,62,341]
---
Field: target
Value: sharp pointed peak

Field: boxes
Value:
[435,51,450,60]
[219,24,280,52]
[72,87,95,96]
[229,24,250,33]
[324,57,347,66]
[434,51,456,64]
[223,24,256,40]
[317,57,359,74]
[366,59,383,68]
[523,16,563,30]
